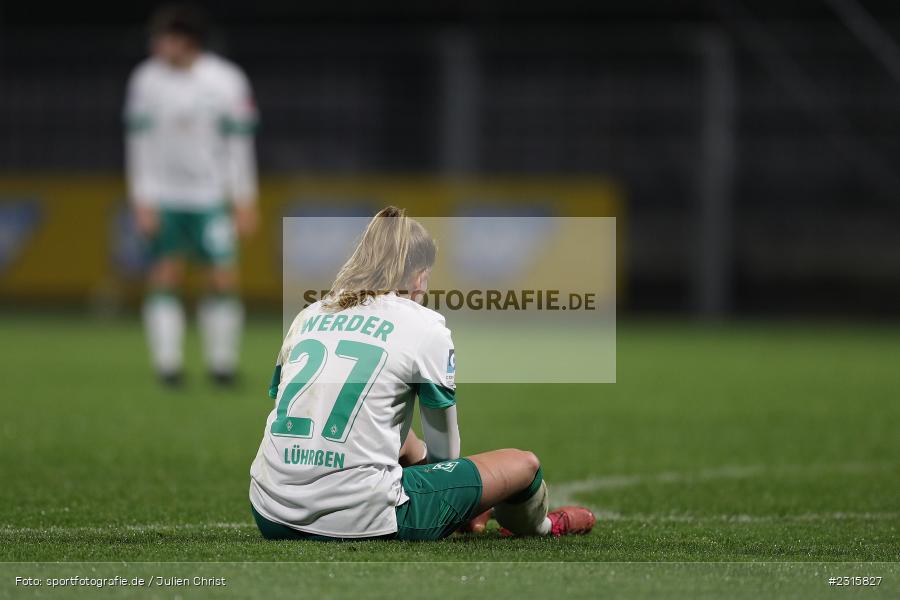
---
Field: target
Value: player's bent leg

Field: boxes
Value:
[143,258,186,385]
[468,449,541,511]
[199,266,244,385]
[456,449,538,534]
[468,449,551,535]
[468,449,596,537]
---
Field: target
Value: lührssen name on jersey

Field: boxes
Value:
[284,445,346,469]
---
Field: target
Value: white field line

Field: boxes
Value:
[1,511,896,537]
[550,461,895,522]
[0,462,894,534]
[574,511,899,523]
[0,522,252,535]
[552,461,889,503]
[1,512,897,537]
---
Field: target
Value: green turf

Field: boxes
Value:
[0,315,897,597]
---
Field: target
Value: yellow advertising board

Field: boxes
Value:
[0,174,623,307]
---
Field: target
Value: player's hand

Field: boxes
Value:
[133,205,159,238]
[234,204,259,238]
[457,510,492,534]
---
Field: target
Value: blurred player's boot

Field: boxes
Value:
[210,370,238,387]
[493,467,553,536]
[199,294,244,385]
[159,370,184,388]
[143,291,185,384]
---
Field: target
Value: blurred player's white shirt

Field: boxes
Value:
[124,52,257,210]
[250,294,457,538]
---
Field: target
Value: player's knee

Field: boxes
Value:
[516,450,541,478]
[207,267,238,293]
[150,264,182,288]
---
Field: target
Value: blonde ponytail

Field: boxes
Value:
[324,206,436,311]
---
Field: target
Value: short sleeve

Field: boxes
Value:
[413,323,456,409]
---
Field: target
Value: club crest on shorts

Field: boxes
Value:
[431,461,458,473]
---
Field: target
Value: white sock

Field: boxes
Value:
[536,516,552,536]
[494,480,552,536]
[143,293,185,374]
[198,295,244,374]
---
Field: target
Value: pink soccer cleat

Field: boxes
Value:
[547,505,596,537]
[498,505,596,537]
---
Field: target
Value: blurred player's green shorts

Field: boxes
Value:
[251,458,483,542]
[147,206,236,265]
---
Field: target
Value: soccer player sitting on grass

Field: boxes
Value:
[248,206,595,540]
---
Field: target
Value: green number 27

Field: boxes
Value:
[271,339,387,443]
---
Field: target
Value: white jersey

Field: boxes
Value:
[124,53,258,210]
[249,294,457,538]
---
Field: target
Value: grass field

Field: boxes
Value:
[0,314,898,597]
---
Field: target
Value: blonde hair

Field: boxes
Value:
[325,206,437,311]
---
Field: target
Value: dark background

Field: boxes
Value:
[3,0,900,316]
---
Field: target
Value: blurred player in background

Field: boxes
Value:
[124,4,258,386]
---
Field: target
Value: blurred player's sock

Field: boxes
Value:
[493,467,552,536]
[143,291,185,382]
[198,293,243,383]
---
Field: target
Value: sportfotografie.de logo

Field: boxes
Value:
[301,289,603,311]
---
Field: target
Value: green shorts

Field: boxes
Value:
[395,458,483,541]
[251,458,483,542]
[148,206,236,265]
